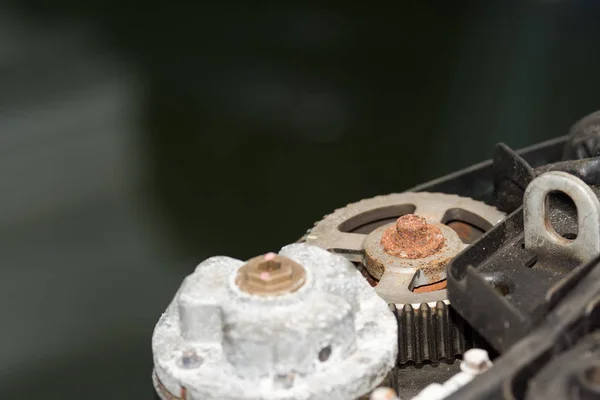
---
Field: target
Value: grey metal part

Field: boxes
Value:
[152,244,398,400]
[524,171,600,264]
[305,192,505,262]
[305,192,505,305]
[365,223,465,305]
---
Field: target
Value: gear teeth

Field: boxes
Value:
[302,192,504,363]
[393,302,476,365]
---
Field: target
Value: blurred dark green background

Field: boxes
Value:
[0,1,599,398]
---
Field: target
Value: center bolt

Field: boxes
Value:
[380,214,445,259]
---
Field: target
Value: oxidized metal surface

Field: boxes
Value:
[445,221,483,244]
[235,253,306,296]
[381,214,445,259]
[152,244,398,400]
[365,222,464,305]
[153,371,186,400]
[412,280,447,293]
[304,192,505,306]
[304,192,506,263]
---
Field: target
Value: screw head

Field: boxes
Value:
[235,253,306,296]
[180,350,203,369]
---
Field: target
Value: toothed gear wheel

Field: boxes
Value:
[303,192,505,364]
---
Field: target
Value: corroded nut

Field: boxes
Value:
[246,259,293,289]
[381,214,445,259]
[235,253,306,296]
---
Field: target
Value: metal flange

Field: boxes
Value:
[304,192,506,306]
[304,192,505,366]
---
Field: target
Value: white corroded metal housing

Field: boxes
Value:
[152,243,398,400]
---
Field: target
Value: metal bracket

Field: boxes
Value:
[524,171,600,264]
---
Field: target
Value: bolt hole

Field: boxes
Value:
[490,282,510,296]
[482,273,511,296]
[180,350,203,369]
[318,345,332,362]
[583,364,600,391]
[545,191,578,240]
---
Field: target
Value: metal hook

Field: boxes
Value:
[524,171,600,264]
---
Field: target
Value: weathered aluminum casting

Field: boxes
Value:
[152,243,398,400]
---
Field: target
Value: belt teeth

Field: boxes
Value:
[393,301,480,365]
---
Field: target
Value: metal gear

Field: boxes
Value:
[302,192,505,364]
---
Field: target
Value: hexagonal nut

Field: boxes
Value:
[235,253,306,296]
[246,260,293,289]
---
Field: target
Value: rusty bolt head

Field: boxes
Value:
[380,214,445,259]
[235,253,306,296]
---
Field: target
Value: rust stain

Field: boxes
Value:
[360,266,379,287]
[381,214,444,259]
[154,372,187,400]
[446,220,483,244]
[413,279,447,293]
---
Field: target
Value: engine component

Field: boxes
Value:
[304,192,505,305]
[448,171,600,352]
[152,243,398,400]
[493,141,600,213]
[149,124,598,400]
[407,136,566,206]
[525,333,600,400]
[303,192,504,366]
[524,171,600,264]
[446,252,600,400]
[363,213,465,305]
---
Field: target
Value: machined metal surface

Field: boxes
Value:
[152,244,398,400]
[393,301,479,365]
[305,193,504,263]
[235,253,306,296]
[305,192,505,306]
[524,171,600,265]
[304,192,505,367]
